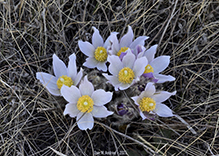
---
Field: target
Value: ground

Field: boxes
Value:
[0,0,219,156]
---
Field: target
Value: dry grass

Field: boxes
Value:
[0,0,219,155]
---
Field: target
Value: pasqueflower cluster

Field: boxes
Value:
[36,26,176,130]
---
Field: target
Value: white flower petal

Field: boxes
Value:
[36,72,60,96]
[122,50,135,68]
[102,74,120,91]
[150,56,170,73]
[79,76,94,96]
[131,96,140,106]
[63,103,79,118]
[77,112,94,130]
[133,56,148,77]
[36,72,58,90]
[92,27,104,48]
[120,26,134,47]
[74,68,83,86]
[145,82,156,94]
[83,57,98,69]
[103,74,120,85]
[139,82,156,98]
[154,103,174,117]
[96,62,107,72]
[78,40,95,57]
[143,45,157,63]
[109,32,120,55]
[103,33,112,49]
[92,106,113,118]
[154,74,175,83]
[108,55,123,75]
[91,89,112,106]
[129,36,149,49]
[53,54,67,77]
[135,45,146,57]
[68,53,77,80]
[46,88,61,96]
[152,91,176,103]
[118,82,133,91]
[139,110,147,120]
[60,85,81,103]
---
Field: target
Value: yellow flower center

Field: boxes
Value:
[118,67,135,84]
[144,64,154,74]
[77,95,94,113]
[139,97,156,112]
[117,47,128,56]
[94,46,108,62]
[56,75,74,89]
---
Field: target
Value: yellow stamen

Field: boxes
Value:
[144,64,154,74]
[117,47,128,56]
[77,95,94,113]
[94,46,107,62]
[118,67,135,84]
[56,75,74,89]
[139,97,156,112]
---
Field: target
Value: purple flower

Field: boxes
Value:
[109,26,149,57]
[117,103,129,116]
[142,45,175,83]
[36,54,83,96]
[103,50,148,91]
[131,82,176,120]
[61,76,113,130]
[78,27,111,72]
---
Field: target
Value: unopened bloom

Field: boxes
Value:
[131,82,176,120]
[78,27,111,72]
[103,50,148,91]
[116,103,134,116]
[36,53,83,96]
[109,25,149,57]
[142,45,175,83]
[61,76,113,130]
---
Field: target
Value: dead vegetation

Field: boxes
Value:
[0,0,219,155]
